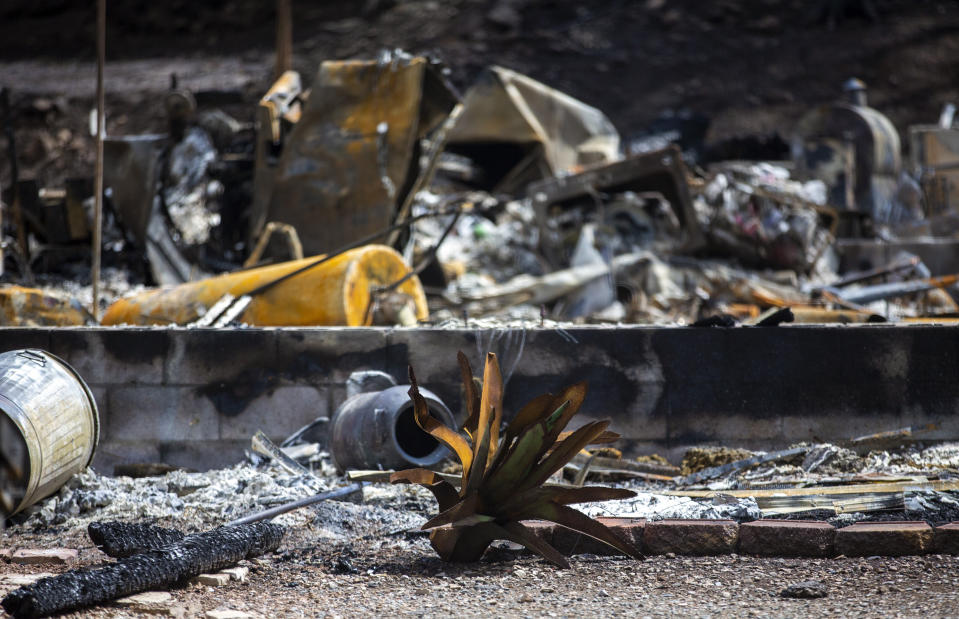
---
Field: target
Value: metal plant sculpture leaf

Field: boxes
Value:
[391,351,642,568]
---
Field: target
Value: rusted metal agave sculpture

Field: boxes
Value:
[391,351,642,568]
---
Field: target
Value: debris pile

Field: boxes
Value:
[5,46,959,327]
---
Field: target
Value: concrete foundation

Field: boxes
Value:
[0,325,955,472]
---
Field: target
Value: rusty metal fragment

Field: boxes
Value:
[250,55,456,256]
[446,66,620,193]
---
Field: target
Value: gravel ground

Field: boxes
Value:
[3,538,959,618]
[4,449,959,618]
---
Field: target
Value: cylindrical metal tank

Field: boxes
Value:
[100,244,428,326]
[0,349,99,516]
[329,385,455,471]
[794,102,901,214]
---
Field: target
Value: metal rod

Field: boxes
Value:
[92,0,106,321]
[224,482,364,527]
[275,0,293,80]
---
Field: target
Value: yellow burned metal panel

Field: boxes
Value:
[100,245,427,327]
[260,57,455,256]
[0,286,92,326]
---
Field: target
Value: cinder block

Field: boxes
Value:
[650,327,727,383]
[669,407,782,443]
[781,412,904,443]
[835,521,934,557]
[91,440,163,474]
[934,522,959,555]
[50,328,167,385]
[219,385,328,440]
[840,327,913,390]
[108,386,219,441]
[905,327,959,382]
[165,329,277,385]
[157,439,247,471]
[276,328,389,385]
[643,519,739,555]
[0,328,52,353]
[739,520,835,557]
[385,328,478,417]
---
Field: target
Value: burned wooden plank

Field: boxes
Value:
[87,521,185,558]
[1,522,284,619]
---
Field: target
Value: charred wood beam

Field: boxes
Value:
[87,521,186,558]
[1,522,284,619]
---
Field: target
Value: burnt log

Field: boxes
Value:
[1,522,284,619]
[88,521,186,558]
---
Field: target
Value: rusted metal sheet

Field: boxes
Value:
[251,56,456,256]
[447,65,620,193]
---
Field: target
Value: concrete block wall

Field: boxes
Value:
[0,324,956,472]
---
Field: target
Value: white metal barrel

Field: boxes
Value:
[0,349,99,516]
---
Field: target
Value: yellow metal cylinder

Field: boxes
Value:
[101,245,428,326]
[0,285,92,326]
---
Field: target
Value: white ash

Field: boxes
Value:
[718,442,959,484]
[860,443,959,474]
[17,463,338,533]
[580,491,761,521]
[13,462,434,544]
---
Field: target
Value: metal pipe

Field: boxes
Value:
[275,0,293,80]
[224,483,364,527]
[92,0,105,321]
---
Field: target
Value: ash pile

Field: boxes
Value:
[582,440,959,527]
[10,460,430,548]
[7,435,959,538]
[4,51,959,327]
